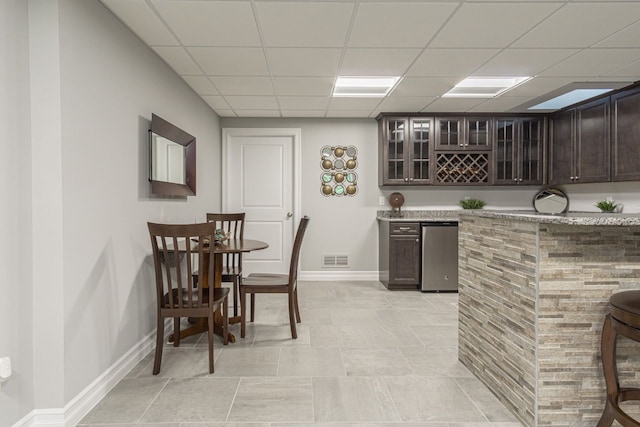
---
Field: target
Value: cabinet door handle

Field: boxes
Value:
[513,178,518,182]
[570,176,575,180]
[575,176,579,180]
[404,177,409,182]
[518,178,523,182]
[409,178,413,182]
[416,239,419,242]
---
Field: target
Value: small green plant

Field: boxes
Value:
[460,198,486,210]
[595,200,618,212]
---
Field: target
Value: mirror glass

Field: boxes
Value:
[533,188,569,214]
[150,133,186,185]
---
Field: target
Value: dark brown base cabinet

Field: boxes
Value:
[379,221,420,290]
[612,86,640,182]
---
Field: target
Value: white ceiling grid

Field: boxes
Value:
[101,0,640,118]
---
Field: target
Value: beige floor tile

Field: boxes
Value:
[277,347,346,377]
[213,347,280,376]
[312,376,400,422]
[81,281,522,426]
[384,376,487,423]
[227,377,314,422]
[340,348,413,376]
[78,378,168,424]
[140,377,239,423]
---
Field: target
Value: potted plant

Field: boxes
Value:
[460,198,486,210]
[595,200,618,212]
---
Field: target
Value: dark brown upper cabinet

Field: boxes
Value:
[493,117,545,185]
[611,86,640,182]
[435,117,492,151]
[379,116,433,185]
[549,97,610,185]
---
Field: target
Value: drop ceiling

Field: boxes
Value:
[100,0,640,118]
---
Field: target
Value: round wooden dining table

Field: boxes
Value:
[169,238,268,344]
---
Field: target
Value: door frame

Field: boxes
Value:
[221,126,302,234]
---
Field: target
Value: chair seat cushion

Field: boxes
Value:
[164,287,229,307]
[243,273,289,286]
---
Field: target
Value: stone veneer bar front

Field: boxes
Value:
[458,211,640,426]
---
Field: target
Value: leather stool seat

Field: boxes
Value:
[598,290,640,427]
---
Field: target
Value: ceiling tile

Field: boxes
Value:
[152,46,202,75]
[603,60,640,78]
[541,49,640,78]
[407,49,501,77]
[281,110,326,118]
[377,96,437,112]
[255,1,354,47]
[474,49,580,77]
[340,48,421,76]
[202,95,231,110]
[595,20,640,48]
[272,77,334,96]
[501,77,577,98]
[234,110,281,118]
[188,47,268,76]
[514,3,640,48]
[267,48,342,76]
[469,96,534,113]
[430,2,562,48]
[328,97,383,111]
[151,0,260,46]
[421,97,486,113]
[209,77,274,96]
[348,2,457,48]
[181,76,218,95]
[214,110,237,117]
[278,96,330,110]
[391,78,457,97]
[224,96,279,110]
[326,110,375,118]
[102,0,179,46]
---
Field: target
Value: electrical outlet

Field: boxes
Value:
[379,196,386,206]
[606,196,613,202]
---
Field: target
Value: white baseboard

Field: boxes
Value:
[13,322,169,427]
[299,270,379,281]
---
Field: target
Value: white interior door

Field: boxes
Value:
[222,128,301,275]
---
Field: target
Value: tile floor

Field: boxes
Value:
[79,280,523,426]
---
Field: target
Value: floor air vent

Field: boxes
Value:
[322,254,349,268]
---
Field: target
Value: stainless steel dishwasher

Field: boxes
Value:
[421,222,458,292]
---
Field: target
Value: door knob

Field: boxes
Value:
[287,212,293,218]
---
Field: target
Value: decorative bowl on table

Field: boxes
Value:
[214,229,230,244]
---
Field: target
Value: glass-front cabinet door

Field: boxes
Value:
[380,116,433,185]
[409,118,432,184]
[382,117,408,185]
[493,117,544,185]
[466,117,491,149]
[435,117,464,149]
[519,118,543,184]
[494,118,517,184]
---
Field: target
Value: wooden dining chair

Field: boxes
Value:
[240,216,310,339]
[206,213,245,317]
[148,221,229,375]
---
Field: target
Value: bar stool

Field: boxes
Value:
[598,291,640,427]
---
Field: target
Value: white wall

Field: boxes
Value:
[220,117,547,274]
[0,0,224,417]
[0,0,35,424]
[56,0,223,403]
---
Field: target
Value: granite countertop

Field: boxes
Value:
[377,209,640,226]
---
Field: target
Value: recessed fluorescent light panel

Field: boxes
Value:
[332,76,400,97]
[443,76,531,98]
[528,89,614,110]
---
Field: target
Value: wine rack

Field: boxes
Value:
[436,152,490,184]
